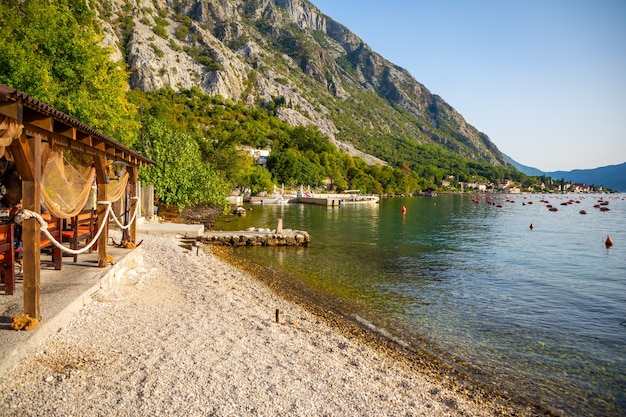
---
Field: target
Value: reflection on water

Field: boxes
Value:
[213,194,626,416]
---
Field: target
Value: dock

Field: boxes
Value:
[297,193,379,207]
[297,196,345,207]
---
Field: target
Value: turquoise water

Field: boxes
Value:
[213,194,626,416]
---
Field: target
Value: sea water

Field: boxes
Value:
[213,194,626,416]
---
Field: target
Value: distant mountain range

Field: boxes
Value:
[505,156,626,192]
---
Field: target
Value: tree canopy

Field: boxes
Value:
[138,117,230,210]
[0,0,139,145]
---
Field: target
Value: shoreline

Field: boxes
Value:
[1,233,533,416]
[210,246,544,417]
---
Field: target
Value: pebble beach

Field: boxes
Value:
[0,233,527,416]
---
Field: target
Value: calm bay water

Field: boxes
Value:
[213,194,626,416]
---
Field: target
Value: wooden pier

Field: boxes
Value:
[297,192,379,206]
[297,196,345,207]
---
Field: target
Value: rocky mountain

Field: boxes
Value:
[506,156,626,192]
[94,0,510,168]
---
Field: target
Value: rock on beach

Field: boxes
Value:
[0,233,518,416]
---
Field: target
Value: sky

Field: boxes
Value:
[310,0,626,172]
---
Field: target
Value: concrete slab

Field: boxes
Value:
[0,243,141,379]
[138,222,204,237]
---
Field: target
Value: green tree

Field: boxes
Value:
[0,0,140,145]
[139,117,229,211]
[244,165,274,195]
[267,148,323,188]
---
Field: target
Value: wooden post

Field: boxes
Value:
[15,133,43,319]
[22,180,41,319]
[128,166,138,243]
[93,155,109,268]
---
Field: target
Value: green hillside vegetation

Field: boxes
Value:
[128,87,423,196]
[0,0,548,212]
[0,0,139,145]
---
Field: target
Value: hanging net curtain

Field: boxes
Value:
[0,116,23,158]
[1,116,130,218]
[106,171,129,203]
[40,145,96,219]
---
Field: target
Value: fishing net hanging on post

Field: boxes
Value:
[106,171,129,203]
[40,145,96,219]
[0,116,23,158]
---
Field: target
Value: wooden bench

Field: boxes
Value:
[40,215,63,270]
[62,209,98,262]
[0,223,15,295]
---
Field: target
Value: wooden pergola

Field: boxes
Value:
[0,84,153,320]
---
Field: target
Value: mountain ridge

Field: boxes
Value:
[94,0,510,170]
[505,155,626,192]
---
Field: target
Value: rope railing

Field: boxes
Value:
[14,197,140,256]
[15,202,112,255]
[108,197,140,230]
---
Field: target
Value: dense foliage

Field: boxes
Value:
[128,88,423,195]
[138,117,230,210]
[0,0,139,145]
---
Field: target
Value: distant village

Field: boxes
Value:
[241,147,609,195]
[440,176,606,194]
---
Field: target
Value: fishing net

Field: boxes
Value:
[41,145,95,219]
[0,116,23,158]
[0,120,129,216]
[106,171,129,204]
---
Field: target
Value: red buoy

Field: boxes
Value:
[401,206,406,214]
[605,235,614,248]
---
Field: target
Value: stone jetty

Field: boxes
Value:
[199,227,311,247]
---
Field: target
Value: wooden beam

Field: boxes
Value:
[77,132,93,146]
[8,132,36,182]
[22,132,43,320]
[93,153,109,268]
[23,112,53,132]
[41,142,53,174]
[25,124,127,164]
[0,101,22,120]
[2,86,153,168]
[56,124,76,140]
[128,166,138,243]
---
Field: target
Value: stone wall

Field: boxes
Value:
[199,231,310,247]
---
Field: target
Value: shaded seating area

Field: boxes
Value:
[0,84,153,319]
[38,215,62,271]
[0,223,15,295]
[61,209,98,263]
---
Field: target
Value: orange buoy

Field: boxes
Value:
[529,223,534,230]
[605,236,613,248]
[401,206,406,214]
